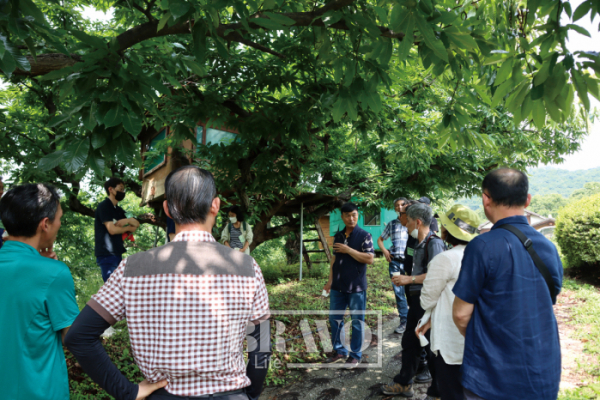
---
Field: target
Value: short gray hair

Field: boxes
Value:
[406,202,432,225]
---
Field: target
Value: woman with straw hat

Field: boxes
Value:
[415,204,480,400]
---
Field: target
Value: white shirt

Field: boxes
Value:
[420,245,466,365]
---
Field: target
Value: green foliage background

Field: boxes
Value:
[555,192,600,270]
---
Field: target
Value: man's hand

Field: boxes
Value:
[392,275,412,287]
[332,243,351,254]
[382,248,391,263]
[136,379,168,400]
[323,280,332,294]
[415,319,431,338]
[40,246,58,260]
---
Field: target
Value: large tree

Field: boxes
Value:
[0,0,598,249]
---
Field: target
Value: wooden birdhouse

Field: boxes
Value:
[138,121,239,207]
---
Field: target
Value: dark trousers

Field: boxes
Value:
[435,355,463,400]
[393,293,439,397]
[96,255,122,282]
[148,389,248,400]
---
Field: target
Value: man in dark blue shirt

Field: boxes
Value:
[323,203,374,369]
[453,168,562,400]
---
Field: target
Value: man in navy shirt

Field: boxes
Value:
[94,177,140,282]
[323,203,374,369]
[453,168,562,400]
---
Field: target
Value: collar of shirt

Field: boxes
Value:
[172,230,216,243]
[491,215,529,229]
[415,230,435,248]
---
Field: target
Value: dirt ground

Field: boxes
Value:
[261,290,592,399]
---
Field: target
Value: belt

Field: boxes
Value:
[152,388,245,399]
[391,256,405,262]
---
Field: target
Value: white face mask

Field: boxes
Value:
[229,217,237,224]
[410,228,419,239]
[396,211,401,217]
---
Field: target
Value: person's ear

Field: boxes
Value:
[524,193,532,208]
[163,200,172,219]
[211,196,220,216]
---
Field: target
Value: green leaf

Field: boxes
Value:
[414,14,448,62]
[263,12,297,26]
[252,18,285,30]
[104,103,122,128]
[332,97,345,123]
[397,13,415,62]
[71,30,106,49]
[572,70,590,111]
[91,130,107,149]
[582,74,600,101]
[446,29,478,51]
[494,57,514,87]
[169,0,190,20]
[40,67,73,81]
[38,150,66,171]
[122,112,143,135]
[88,150,106,177]
[81,104,97,131]
[64,138,90,173]
[526,0,542,25]
[474,86,492,105]
[544,98,562,122]
[192,21,207,63]
[491,80,513,108]
[157,11,172,31]
[572,0,591,22]
[19,0,47,25]
[184,59,205,76]
[533,60,551,86]
[532,100,546,128]
[567,24,591,37]
[506,81,529,113]
[520,93,533,122]
[364,91,382,113]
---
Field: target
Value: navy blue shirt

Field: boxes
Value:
[166,217,176,242]
[453,216,562,400]
[331,226,374,293]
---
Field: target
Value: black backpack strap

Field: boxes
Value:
[498,224,557,303]
[424,234,444,270]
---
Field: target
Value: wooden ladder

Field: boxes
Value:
[301,218,333,268]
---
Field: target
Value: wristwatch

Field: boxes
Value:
[412,276,416,284]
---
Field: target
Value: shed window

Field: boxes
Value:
[364,212,380,226]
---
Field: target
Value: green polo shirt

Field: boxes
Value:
[0,241,80,400]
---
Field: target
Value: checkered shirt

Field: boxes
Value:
[380,218,408,258]
[91,230,270,396]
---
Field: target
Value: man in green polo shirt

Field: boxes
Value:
[0,183,79,400]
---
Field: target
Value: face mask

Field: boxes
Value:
[396,211,401,217]
[115,191,126,201]
[229,217,237,224]
[410,229,419,239]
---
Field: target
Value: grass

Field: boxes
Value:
[558,277,600,400]
[70,256,600,397]
[67,257,397,397]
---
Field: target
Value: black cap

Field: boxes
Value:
[418,196,431,205]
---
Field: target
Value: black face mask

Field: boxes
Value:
[115,191,126,201]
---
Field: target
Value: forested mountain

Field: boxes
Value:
[458,167,600,212]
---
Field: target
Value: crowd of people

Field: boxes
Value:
[0,166,563,400]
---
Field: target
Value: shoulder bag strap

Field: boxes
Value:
[497,224,557,303]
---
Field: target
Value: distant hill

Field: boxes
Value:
[458,166,600,210]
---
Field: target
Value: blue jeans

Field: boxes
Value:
[329,289,367,360]
[389,260,408,323]
[96,255,123,282]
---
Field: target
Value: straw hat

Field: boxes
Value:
[439,204,480,242]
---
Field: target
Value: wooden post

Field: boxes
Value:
[315,218,333,264]
[302,243,313,270]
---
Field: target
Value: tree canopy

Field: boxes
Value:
[1,0,599,248]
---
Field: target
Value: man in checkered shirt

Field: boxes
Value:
[66,166,271,400]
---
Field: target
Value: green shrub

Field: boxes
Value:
[555,193,600,269]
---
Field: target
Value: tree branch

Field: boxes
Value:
[15,0,405,77]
